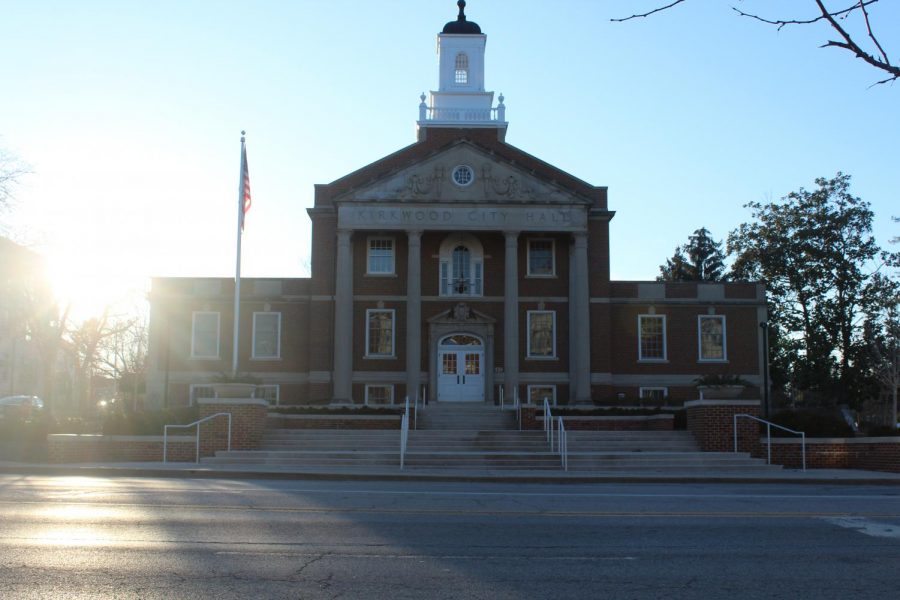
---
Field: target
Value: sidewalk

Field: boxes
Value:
[3,459,900,485]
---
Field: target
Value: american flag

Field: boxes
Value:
[239,140,251,231]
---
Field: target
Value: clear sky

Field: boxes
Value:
[2,0,898,318]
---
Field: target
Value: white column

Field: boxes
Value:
[573,231,591,403]
[332,229,353,403]
[405,230,422,403]
[504,231,519,402]
[568,241,577,400]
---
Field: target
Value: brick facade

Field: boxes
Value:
[763,438,900,473]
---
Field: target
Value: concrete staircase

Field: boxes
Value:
[201,403,780,473]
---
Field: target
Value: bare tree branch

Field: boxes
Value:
[611,0,686,22]
[613,1,898,86]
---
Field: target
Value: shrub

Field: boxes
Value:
[102,406,200,436]
[769,410,854,438]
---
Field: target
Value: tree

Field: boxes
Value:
[728,172,899,406]
[867,303,900,427]
[0,144,28,216]
[658,227,728,282]
[96,314,149,411]
[613,1,899,86]
[65,309,134,414]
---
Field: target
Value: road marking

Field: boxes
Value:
[215,551,637,561]
[820,517,900,539]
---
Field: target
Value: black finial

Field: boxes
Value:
[458,0,466,21]
[240,129,246,142]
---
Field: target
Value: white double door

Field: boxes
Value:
[437,348,485,402]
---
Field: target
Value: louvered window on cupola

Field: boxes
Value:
[454,52,469,84]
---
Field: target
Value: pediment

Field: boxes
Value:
[334,142,589,206]
[427,303,496,325]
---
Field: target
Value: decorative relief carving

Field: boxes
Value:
[452,302,471,321]
[481,163,535,200]
[402,165,445,199]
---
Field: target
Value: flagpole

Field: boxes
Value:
[232,131,246,377]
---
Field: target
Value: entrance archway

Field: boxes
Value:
[437,333,485,402]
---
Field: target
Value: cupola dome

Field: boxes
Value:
[442,0,481,34]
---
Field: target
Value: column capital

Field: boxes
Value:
[572,230,588,245]
[503,230,520,245]
[406,229,423,242]
[336,229,353,242]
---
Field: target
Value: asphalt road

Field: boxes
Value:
[1,476,899,599]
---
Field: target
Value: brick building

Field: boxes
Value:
[146,3,767,410]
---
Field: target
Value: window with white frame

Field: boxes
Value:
[191,312,220,359]
[366,309,395,357]
[454,52,469,84]
[189,384,215,405]
[527,239,555,276]
[367,237,395,275]
[528,385,556,406]
[252,312,281,359]
[698,315,727,361]
[365,384,394,405]
[639,387,668,403]
[638,315,666,361]
[255,384,280,405]
[527,311,556,358]
[439,236,483,297]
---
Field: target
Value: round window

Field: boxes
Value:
[451,165,474,187]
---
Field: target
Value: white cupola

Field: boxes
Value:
[417,1,507,134]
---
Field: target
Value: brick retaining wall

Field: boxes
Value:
[47,435,196,463]
[267,414,405,429]
[686,399,761,453]
[762,437,900,473]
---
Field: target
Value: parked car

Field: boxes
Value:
[0,395,44,419]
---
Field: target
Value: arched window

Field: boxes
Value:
[439,234,483,297]
[454,52,469,84]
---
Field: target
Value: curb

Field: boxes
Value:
[2,463,900,485]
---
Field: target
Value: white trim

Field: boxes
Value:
[438,233,483,297]
[365,308,396,358]
[251,312,282,360]
[638,314,667,361]
[190,312,220,359]
[526,238,556,277]
[451,164,475,186]
[255,384,280,405]
[526,310,557,359]
[366,236,395,275]
[365,384,395,405]
[527,384,557,406]
[698,314,728,362]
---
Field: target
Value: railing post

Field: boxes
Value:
[801,432,806,471]
[733,414,738,453]
[766,423,772,465]
[163,426,169,464]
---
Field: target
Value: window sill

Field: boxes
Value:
[698,358,729,363]
[526,355,558,361]
[189,356,220,361]
[637,359,669,364]
[364,355,397,360]
[525,274,557,279]
[365,273,397,278]
[251,357,282,361]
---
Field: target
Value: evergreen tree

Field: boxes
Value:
[658,227,728,282]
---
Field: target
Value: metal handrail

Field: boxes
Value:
[163,412,232,464]
[499,385,505,409]
[558,416,568,471]
[400,396,410,470]
[734,413,806,471]
[543,398,553,448]
[413,389,418,430]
